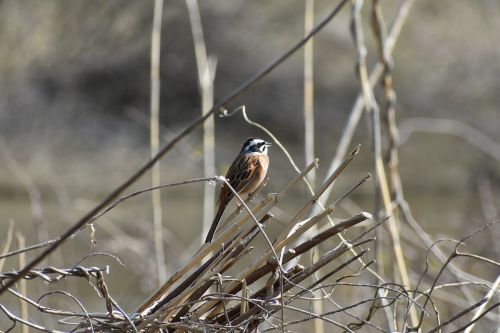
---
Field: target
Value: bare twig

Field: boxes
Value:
[0,266,108,283]
[0,238,58,261]
[86,177,218,228]
[0,304,66,333]
[427,298,489,333]
[399,117,500,162]
[448,303,500,333]
[415,222,499,331]
[463,275,500,333]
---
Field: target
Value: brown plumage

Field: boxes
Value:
[205,138,271,243]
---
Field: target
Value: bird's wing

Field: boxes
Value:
[222,154,262,201]
[207,155,264,243]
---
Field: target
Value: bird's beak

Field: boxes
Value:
[265,142,272,147]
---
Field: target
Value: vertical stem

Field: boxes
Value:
[311,243,325,333]
[186,0,216,245]
[0,221,14,272]
[304,0,316,188]
[150,0,167,285]
[351,0,417,327]
[16,232,28,333]
[304,2,323,332]
[311,0,414,217]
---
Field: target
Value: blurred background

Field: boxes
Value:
[0,0,499,331]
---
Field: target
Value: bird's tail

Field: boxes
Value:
[205,204,225,243]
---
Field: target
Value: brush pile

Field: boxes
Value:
[2,146,499,332]
[2,148,382,332]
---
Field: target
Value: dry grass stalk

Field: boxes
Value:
[185,0,217,245]
[150,0,167,286]
[15,233,29,333]
[304,0,316,188]
[0,221,14,272]
[351,0,416,327]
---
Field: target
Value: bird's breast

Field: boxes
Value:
[246,154,269,193]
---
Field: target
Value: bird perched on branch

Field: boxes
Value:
[205,137,271,243]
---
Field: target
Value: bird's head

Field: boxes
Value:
[241,137,272,155]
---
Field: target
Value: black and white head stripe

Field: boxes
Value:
[240,137,272,154]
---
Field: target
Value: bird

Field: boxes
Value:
[205,137,271,243]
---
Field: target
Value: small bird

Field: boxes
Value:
[205,137,271,243]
